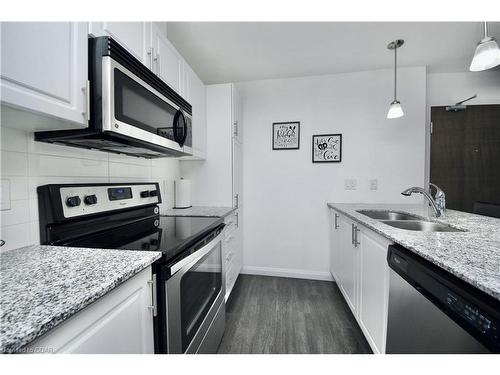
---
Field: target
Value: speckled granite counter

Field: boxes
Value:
[164,206,236,218]
[0,245,162,353]
[327,203,500,301]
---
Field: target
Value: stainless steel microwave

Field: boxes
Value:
[35,36,193,158]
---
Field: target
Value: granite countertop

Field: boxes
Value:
[327,203,500,301]
[0,245,162,353]
[163,206,236,218]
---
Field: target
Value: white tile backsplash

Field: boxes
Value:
[0,125,180,252]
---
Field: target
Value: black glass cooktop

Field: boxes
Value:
[63,215,223,264]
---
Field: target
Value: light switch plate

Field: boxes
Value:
[344,179,357,190]
[370,179,378,191]
[0,179,11,211]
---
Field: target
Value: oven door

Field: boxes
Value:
[164,233,225,353]
[101,56,192,152]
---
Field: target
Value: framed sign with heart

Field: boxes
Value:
[312,134,342,163]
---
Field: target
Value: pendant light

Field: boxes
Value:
[387,39,404,119]
[470,22,500,71]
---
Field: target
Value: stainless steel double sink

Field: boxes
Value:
[357,210,465,232]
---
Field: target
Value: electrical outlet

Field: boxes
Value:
[370,179,378,191]
[344,179,357,190]
[0,179,11,211]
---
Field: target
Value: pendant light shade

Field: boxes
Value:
[470,22,500,71]
[387,100,404,119]
[387,39,404,119]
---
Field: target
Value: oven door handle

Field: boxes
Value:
[169,232,223,276]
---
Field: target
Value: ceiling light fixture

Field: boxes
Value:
[470,22,500,72]
[387,39,404,119]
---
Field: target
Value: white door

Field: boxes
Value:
[188,66,206,158]
[359,229,390,353]
[89,22,152,68]
[232,140,243,209]
[152,24,182,92]
[232,84,242,144]
[0,22,88,126]
[330,210,342,281]
[26,267,154,353]
[339,216,358,314]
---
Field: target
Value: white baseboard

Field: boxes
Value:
[241,265,333,281]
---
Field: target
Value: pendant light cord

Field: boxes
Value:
[484,21,488,38]
[394,45,397,101]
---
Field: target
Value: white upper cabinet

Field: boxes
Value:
[187,64,206,158]
[0,22,88,127]
[232,84,242,144]
[89,22,152,68]
[151,24,182,93]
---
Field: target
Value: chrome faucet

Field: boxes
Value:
[401,184,446,218]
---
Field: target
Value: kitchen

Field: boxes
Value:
[1,1,500,371]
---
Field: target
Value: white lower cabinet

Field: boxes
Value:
[25,267,155,354]
[330,209,391,354]
[223,211,242,301]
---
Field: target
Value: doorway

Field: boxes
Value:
[430,104,500,215]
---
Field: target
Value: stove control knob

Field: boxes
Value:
[149,190,158,197]
[84,195,98,205]
[66,196,81,207]
[140,191,150,198]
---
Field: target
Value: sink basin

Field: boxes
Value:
[381,220,465,232]
[357,210,421,221]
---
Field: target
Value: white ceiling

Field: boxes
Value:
[166,22,500,84]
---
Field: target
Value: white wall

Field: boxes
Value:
[424,71,500,184]
[238,67,427,280]
[0,125,180,252]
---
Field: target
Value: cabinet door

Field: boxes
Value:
[329,210,342,281]
[152,24,182,92]
[358,229,390,353]
[26,267,155,354]
[89,22,152,68]
[1,22,88,126]
[338,216,358,315]
[188,65,206,158]
[232,84,242,144]
[232,140,243,209]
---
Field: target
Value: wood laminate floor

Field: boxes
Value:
[217,274,372,354]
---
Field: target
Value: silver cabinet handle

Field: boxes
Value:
[235,212,239,228]
[334,213,339,229]
[147,276,157,317]
[233,121,238,137]
[81,80,90,121]
[354,226,361,248]
[234,194,239,209]
[154,53,161,77]
[351,224,355,244]
[147,47,154,71]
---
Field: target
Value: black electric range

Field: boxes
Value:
[56,214,222,265]
[37,182,227,354]
[38,183,223,265]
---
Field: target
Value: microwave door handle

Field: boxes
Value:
[181,116,188,145]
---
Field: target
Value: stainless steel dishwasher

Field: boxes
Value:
[385,244,499,354]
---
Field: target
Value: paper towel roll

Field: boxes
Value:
[175,179,191,208]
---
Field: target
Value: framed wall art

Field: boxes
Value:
[272,122,300,150]
[312,134,342,163]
